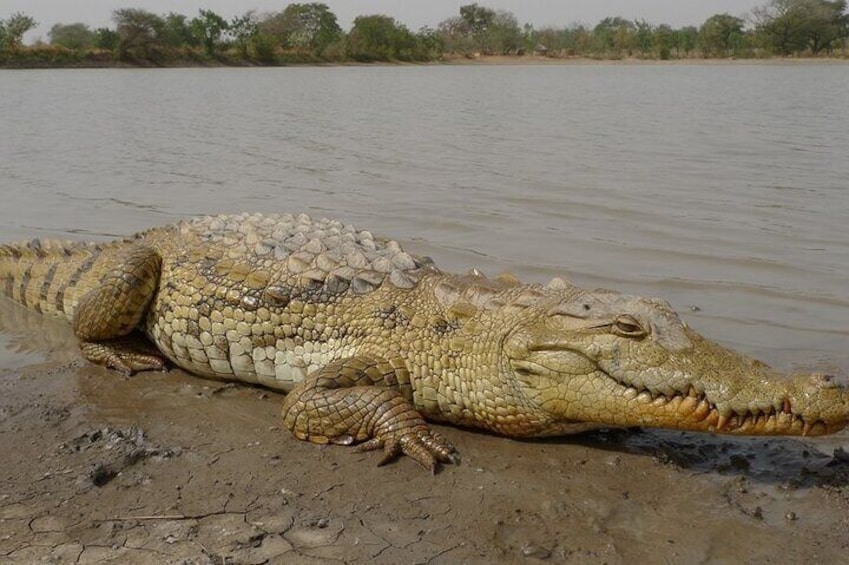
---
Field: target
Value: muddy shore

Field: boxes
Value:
[2,299,849,564]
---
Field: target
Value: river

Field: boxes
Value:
[0,63,847,371]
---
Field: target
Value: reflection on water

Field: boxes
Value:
[0,297,78,368]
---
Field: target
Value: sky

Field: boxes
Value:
[8,1,766,43]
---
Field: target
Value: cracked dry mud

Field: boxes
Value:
[2,301,849,564]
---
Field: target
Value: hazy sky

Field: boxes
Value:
[10,1,765,43]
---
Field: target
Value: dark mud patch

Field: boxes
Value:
[62,426,182,488]
[571,427,849,487]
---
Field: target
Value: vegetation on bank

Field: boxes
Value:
[1,1,847,68]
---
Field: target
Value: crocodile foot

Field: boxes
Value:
[80,337,167,375]
[281,354,460,472]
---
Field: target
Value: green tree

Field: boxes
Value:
[229,11,259,58]
[259,3,342,56]
[753,0,809,53]
[753,0,848,54]
[699,13,745,56]
[414,26,444,60]
[461,4,522,54]
[804,0,849,53]
[634,19,654,56]
[347,14,412,61]
[48,23,94,50]
[532,27,563,55]
[459,3,496,37]
[160,13,195,48]
[653,24,675,59]
[437,16,476,54]
[190,9,228,55]
[593,17,636,56]
[113,8,166,60]
[672,26,699,57]
[439,4,522,55]
[1,12,37,52]
[482,10,523,54]
[571,25,595,55]
[284,3,341,54]
[93,27,119,50]
[250,32,278,63]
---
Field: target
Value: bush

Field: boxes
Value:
[250,33,277,63]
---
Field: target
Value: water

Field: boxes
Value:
[0,63,847,370]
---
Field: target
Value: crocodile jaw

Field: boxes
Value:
[506,319,849,438]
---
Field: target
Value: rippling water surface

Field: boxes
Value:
[0,64,847,370]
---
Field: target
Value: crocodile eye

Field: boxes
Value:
[612,315,647,338]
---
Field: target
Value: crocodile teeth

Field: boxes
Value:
[716,414,730,431]
[782,398,792,414]
[652,396,668,407]
[680,396,699,413]
[802,421,813,436]
[694,399,712,421]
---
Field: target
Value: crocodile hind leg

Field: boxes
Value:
[281,354,459,472]
[72,244,165,375]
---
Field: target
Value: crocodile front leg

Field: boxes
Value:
[72,244,166,374]
[281,354,459,472]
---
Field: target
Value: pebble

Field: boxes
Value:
[521,545,552,559]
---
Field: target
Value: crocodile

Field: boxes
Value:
[1,212,848,471]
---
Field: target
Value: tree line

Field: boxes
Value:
[1,1,847,67]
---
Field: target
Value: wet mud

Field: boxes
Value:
[2,298,849,564]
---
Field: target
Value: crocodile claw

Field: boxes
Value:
[357,429,459,472]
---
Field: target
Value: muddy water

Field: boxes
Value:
[1,64,848,561]
[1,65,847,366]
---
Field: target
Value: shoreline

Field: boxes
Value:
[2,52,848,70]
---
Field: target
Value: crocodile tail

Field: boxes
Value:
[0,239,105,320]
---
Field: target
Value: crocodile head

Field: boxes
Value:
[502,288,849,437]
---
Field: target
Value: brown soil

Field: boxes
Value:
[2,299,849,564]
